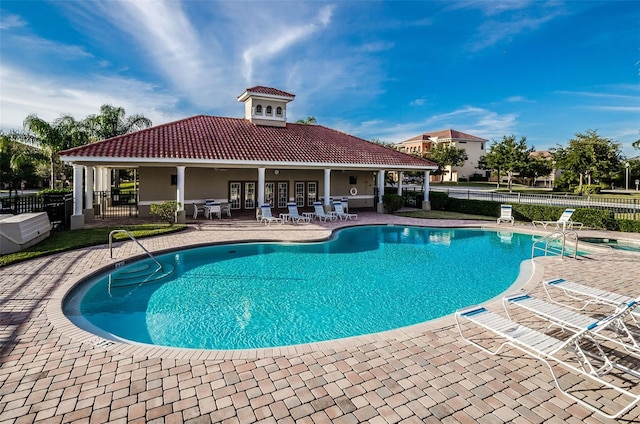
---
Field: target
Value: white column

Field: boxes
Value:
[378,170,385,203]
[95,167,103,192]
[105,168,112,191]
[84,166,94,209]
[257,168,266,205]
[176,166,185,211]
[397,171,403,195]
[73,164,83,216]
[424,171,430,202]
[323,169,331,208]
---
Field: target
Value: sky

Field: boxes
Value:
[1,0,639,156]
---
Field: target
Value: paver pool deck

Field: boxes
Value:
[1,212,639,424]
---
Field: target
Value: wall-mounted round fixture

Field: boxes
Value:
[274,169,280,175]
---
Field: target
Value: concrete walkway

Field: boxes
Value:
[1,213,639,423]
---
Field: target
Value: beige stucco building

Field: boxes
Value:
[60,86,438,229]
[397,129,488,182]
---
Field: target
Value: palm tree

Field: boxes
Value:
[21,114,87,189]
[296,116,317,125]
[83,104,152,141]
[1,131,47,195]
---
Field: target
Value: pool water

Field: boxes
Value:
[580,237,640,253]
[64,226,539,350]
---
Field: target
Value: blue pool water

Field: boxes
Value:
[64,226,539,350]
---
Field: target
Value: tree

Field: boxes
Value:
[520,154,553,187]
[296,116,317,125]
[633,139,639,150]
[479,135,531,190]
[83,104,152,141]
[0,131,45,195]
[19,114,87,189]
[551,130,622,194]
[428,143,468,182]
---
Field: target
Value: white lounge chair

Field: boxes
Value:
[542,277,639,323]
[332,201,357,220]
[341,197,349,213]
[456,305,640,419]
[284,202,311,224]
[310,202,337,221]
[503,292,639,354]
[497,204,514,225]
[532,208,583,231]
[258,204,283,225]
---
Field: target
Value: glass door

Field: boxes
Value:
[277,182,288,208]
[244,182,256,209]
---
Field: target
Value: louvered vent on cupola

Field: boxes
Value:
[237,86,295,128]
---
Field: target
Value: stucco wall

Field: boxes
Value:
[138,167,376,217]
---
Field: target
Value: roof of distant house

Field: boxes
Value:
[401,129,488,143]
[60,115,436,168]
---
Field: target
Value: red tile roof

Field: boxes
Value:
[241,86,295,99]
[60,115,436,169]
[403,129,487,143]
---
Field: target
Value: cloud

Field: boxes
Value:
[0,12,26,29]
[461,1,567,52]
[410,98,428,106]
[0,64,182,132]
[241,5,336,83]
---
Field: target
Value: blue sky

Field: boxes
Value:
[1,1,639,156]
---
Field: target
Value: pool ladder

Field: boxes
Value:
[108,229,163,272]
[531,230,579,260]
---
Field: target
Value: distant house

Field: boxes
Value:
[528,150,560,188]
[59,86,438,229]
[396,129,487,182]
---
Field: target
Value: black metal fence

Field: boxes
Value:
[93,191,138,219]
[427,187,639,220]
[0,194,73,230]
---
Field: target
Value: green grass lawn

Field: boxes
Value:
[0,224,186,267]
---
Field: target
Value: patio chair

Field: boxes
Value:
[503,292,639,355]
[497,204,514,225]
[207,201,222,219]
[332,200,357,220]
[542,277,639,323]
[456,305,640,419]
[284,202,311,224]
[341,197,349,213]
[532,208,583,231]
[311,202,337,221]
[258,204,283,225]
[192,202,206,219]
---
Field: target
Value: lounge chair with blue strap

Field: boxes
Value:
[310,201,337,222]
[332,200,357,220]
[532,208,583,231]
[542,277,639,324]
[497,204,514,225]
[283,202,311,224]
[456,305,640,419]
[503,292,640,355]
[258,204,283,225]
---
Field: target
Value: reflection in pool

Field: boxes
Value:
[64,226,541,350]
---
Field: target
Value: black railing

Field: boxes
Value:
[0,194,73,230]
[93,191,138,218]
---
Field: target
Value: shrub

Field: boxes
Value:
[150,201,181,224]
[576,184,601,195]
[615,219,640,233]
[383,194,404,213]
[38,188,72,196]
[429,191,449,211]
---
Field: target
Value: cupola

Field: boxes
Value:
[237,86,295,127]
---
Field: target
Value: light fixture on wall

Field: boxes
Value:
[274,169,280,175]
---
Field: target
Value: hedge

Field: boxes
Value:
[429,192,637,232]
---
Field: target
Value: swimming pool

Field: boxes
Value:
[580,237,640,253]
[64,226,539,350]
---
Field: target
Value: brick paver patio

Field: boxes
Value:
[1,213,639,423]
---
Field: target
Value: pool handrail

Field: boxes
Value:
[108,229,163,272]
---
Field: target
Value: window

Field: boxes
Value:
[276,107,283,116]
[266,105,272,115]
[480,143,484,150]
[255,104,263,114]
